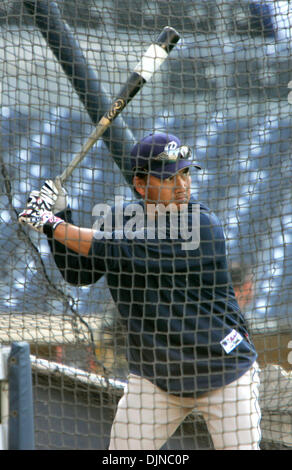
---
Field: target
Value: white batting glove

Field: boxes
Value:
[40,178,68,214]
[18,190,64,234]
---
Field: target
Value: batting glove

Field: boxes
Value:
[40,178,68,214]
[18,190,64,234]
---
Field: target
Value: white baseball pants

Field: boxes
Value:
[109,363,261,450]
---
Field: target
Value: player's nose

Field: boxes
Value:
[175,173,188,189]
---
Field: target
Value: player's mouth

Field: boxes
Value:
[174,193,189,204]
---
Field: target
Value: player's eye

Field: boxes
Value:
[179,168,190,179]
[164,175,175,182]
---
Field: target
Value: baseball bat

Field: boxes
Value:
[57,26,180,183]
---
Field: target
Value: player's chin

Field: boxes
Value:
[174,196,190,208]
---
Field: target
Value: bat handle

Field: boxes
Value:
[58,117,111,184]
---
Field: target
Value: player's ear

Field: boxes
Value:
[133,175,147,198]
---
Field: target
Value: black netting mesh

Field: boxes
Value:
[0,0,292,450]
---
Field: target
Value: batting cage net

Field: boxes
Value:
[0,0,292,450]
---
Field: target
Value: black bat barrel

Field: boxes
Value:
[156,26,180,54]
[108,26,180,122]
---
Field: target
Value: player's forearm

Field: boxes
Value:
[53,222,94,256]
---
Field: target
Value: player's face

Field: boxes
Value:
[139,167,192,208]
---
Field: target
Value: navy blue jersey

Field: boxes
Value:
[46,196,257,397]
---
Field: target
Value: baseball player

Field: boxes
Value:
[18,132,261,450]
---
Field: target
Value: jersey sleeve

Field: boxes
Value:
[45,208,106,286]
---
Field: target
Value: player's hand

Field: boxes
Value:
[40,178,68,214]
[18,190,64,233]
